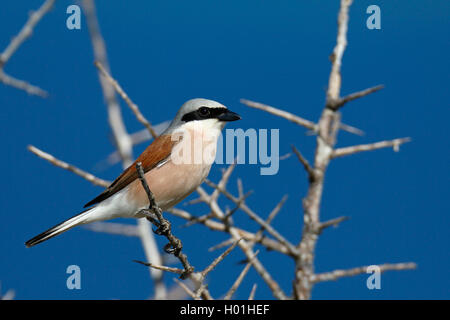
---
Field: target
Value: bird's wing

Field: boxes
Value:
[84,134,177,208]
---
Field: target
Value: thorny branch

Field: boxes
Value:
[204,179,298,257]
[241,0,415,299]
[311,263,417,283]
[137,239,243,300]
[182,166,289,300]
[331,138,411,158]
[169,207,292,255]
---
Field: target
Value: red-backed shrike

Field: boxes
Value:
[26,98,240,247]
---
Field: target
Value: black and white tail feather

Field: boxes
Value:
[25,186,134,247]
[25,208,94,248]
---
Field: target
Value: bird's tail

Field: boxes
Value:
[25,208,94,248]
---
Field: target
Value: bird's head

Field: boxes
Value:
[166,98,241,134]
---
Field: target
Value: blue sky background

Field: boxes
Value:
[0,0,448,299]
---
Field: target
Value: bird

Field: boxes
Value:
[25,98,240,247]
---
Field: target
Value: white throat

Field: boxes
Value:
[169,119,224,166]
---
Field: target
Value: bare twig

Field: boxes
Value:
[201,239,241,278]
[133,260,184,275]
[191,241,243,300]
[291,145,314,179]
[331,138,411,158]
[224,250,259,300]
[211,162,237,204]
[0,0,54,96]
[179,212,214,228]
[312,262,417,283]
[0,0,55,66]
[27,145,111,188]
[265,195,288,226]
[334,85,384,109]
[338,122,365,136]
[279,152,292,160]
[235,240,286,300]
[325,0,353,106]
[318,216,349,233]
[208,238,235,252]
[94,61,158,138]
[224,191,253,221]
[248,284,257,300]
[0,71,48,97]
[237,178,244,198]
[250,195,289,247]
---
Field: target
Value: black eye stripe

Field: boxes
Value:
[181,107,227,122]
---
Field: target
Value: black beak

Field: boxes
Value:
[218,110,241,122]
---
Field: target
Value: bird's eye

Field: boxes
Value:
[198,107,210,117]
